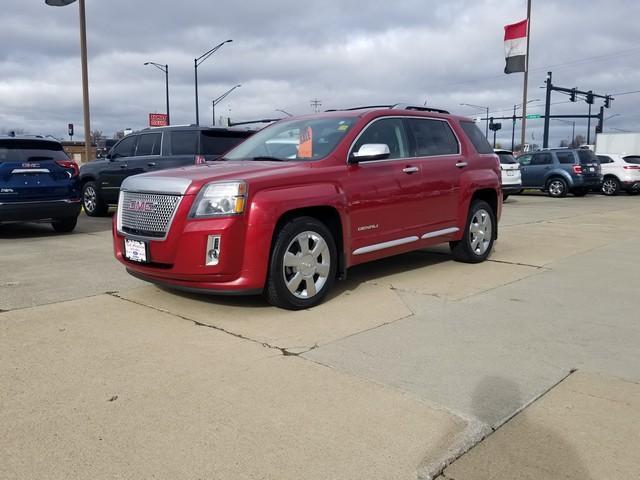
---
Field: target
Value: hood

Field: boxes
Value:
[121,160,309,195]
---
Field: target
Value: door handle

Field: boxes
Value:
[147,162,156,167]
[455,161,468,168]
[402,166,419,174]
[119,164,128,168]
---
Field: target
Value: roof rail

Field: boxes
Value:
[324,104,450,114]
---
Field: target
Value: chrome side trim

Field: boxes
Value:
[121,175,191,195]
[421,227,459,240]
[11,168,51,174]
[353,236,418,255]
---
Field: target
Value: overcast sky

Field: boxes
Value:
[1,0,639,147]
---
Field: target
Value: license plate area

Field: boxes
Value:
[124,238,148,263]
[507,170,515,176]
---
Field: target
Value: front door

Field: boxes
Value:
[345,117,425,254]
[100,134,139,202]
[526,152,553,187]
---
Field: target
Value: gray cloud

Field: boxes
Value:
[1,0,638,147]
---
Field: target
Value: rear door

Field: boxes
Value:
[405,117,462,229]
[0,139,78,203]
[128,131,163,174]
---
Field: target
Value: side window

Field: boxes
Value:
[597,155,613,164]
[517,154,532,166]
[135,133,162,156]
[352,118,408,160]
[531,153,552,165]
[170,131,199,155]
[111,135,137,159]
[556,151,575,164]
[407,119,458,156]
[460,121,493,154]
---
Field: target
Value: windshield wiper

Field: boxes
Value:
[250,156,287,162]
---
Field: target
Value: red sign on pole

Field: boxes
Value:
[148,113,168,127]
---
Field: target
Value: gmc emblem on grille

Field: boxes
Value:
[127,200,157,213]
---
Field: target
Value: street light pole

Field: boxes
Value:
[211,84,241,126]
[460,103,490,139]
[194,39,233,125]
[45,0,92,162]
[144,62,170,125]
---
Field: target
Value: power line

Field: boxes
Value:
[611,89,640,96]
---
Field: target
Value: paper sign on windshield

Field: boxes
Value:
[298,127,313,158]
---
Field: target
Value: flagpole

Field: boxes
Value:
[520,0,532,151]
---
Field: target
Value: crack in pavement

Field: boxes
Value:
[106,291,318,357]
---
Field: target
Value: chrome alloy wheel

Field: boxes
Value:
[469,208,492,256]
[548,180,565,197]
[282,231,331,299]
[602,178,618,195]
[83,185,97,212]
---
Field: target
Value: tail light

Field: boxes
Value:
[195,155,206,165]
[623,165,640,170]
[56,160,79,177]
[572,165,583,174]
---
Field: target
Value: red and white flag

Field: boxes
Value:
[504,19,528,74]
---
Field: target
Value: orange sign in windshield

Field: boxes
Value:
[298,127,313,158]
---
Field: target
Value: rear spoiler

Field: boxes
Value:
[227,118,281,127]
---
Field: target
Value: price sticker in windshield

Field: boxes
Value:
[298,127,313,158]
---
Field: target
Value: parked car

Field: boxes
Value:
[494,149,522,200]
[516,148,601,197]
[597,154,640,195]
[79,126,254,216]
[112,105,502,309]
[0,136,81,232]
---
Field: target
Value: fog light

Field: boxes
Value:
[206,235,221,266]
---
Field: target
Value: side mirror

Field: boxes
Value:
[348,143,391,164]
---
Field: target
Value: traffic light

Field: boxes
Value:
[595,125,602,134]
[569,88,576,102]
[604,96,611,108]
[586,91,594,105]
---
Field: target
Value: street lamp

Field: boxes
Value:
[551,118,576,146]
[211,84,241,126]
[511,99,540,151]
[45,0,92,162]
[144,62,170,125]
[276,109,293,117]
[194,39,233,125]
[460,103,490,139]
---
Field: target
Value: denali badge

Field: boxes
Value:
[357,224,379,231]
[127,200,157,213]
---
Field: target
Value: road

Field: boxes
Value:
[1,194,639,479]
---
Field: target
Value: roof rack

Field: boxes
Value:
[324,104,450,114]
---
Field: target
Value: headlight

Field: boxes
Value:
[189,181,247,218]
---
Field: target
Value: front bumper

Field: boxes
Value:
[113,205,273,294]
[0,198,81,222]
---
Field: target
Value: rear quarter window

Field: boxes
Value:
[556,151,575,164]
[459,121,493,154]
[623,156,640,165]
[201,131,252,156]
[170,131,199,155]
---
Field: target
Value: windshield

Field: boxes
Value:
[224,117,355,161]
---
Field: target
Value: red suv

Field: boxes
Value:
[113,105,502,309]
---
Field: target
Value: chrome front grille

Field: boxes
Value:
[118,191,181,239]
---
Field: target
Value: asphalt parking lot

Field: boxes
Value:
[1,194,639,479]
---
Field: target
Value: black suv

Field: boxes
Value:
[516,148,601,197]
[79,126,254,216]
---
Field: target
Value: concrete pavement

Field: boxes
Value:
[2,194,640,479]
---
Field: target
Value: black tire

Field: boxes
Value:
[601,176,620,196]
[502,193,510,201]
[627,189,640,196]
[572,188,588,197]
[264,216,337,310]
[82,181,108,217]
[450,200,496,264]
[51,216,78,233]
[547,177,568,198]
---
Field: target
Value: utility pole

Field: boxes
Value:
[310,99,322,113]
